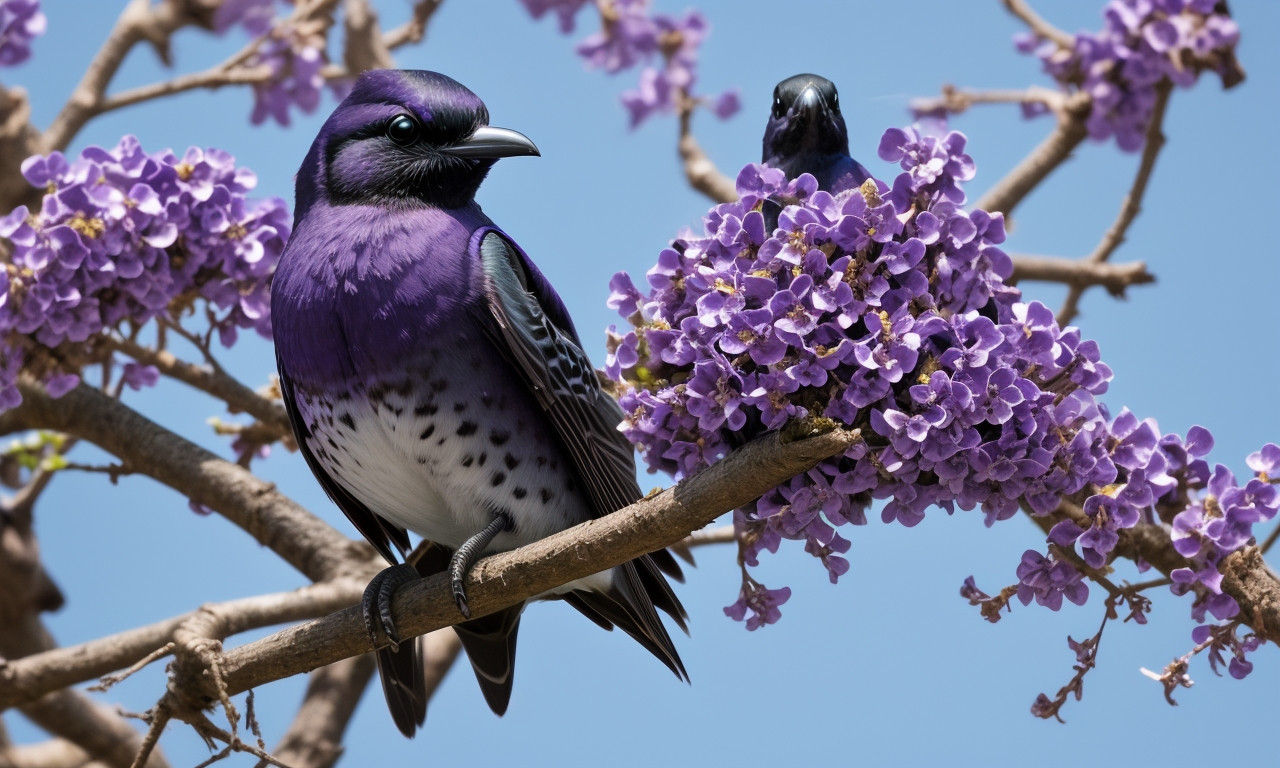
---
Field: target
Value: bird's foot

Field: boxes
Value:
[362,563,420,652]
[449,512,512,619]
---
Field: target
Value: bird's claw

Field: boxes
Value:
[362,563,420,652]
[452,576,471,619]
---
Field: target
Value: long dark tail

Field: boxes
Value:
[409,543,525,717]
[561,553,690,681]
[375,639,427,737]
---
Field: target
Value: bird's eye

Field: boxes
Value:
[831,91,840,113]
[772,96,786,119]
[386,114,421,146]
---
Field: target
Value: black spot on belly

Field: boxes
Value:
[339,413,356,430]
[415,402,438,417]
[453,402,467,413]
[478,453,488,466]
[491,472,506,486]
[504,454,519,470]
[513,487,527,500]
[490,430,510,446]
[457,421,477,436]
[431,378,449,392]
[540,488,553,504]
[461,454,474,467]
[420,424,435,439]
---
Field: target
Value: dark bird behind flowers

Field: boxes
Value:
[271,69,688,737]
[762,73,870,193]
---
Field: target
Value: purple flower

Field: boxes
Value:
[213,0,277,35]
[247,24,331,126]
[1016,0,1243,151]
[519,0,592,33]
[0,136,289,410]
[724,580,792,631]
[0,0,45,66]
[1016,550,1089,611]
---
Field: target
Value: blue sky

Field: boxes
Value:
[5,1,1279,766]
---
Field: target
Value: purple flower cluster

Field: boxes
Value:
[0,135,289,409]
[214,0,278,36]
[520,0,739,127]
[0,0,44,66]
[211,0,338,126]
[245,20,334,127]
[604,124,1277,652]
[1017,0,1242,150]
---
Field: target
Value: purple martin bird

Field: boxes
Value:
[762,73,870,194]
[271,69,688,737]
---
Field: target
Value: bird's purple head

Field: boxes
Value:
[761,73,850,173]
[293,69,539,218]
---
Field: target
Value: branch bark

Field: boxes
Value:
[104,337,290,439]
[7,381,366,583]
[160,426,860,711]
[973,91,1091,218]
[678,94,737,204]
[1009,254,1154,294]
[1000,0,1074,49]
[1058,82,1172,325]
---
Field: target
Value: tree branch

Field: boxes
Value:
[910,84,1066,119]
[8,381,366,583]
[42,0,194,152]
[0,580,374,711]
[266,629,459,768]
[1000,0,1074,49]
[157,425,860,711]
[1058,81,1172,325]
[103,336,290,440]
[677,92,737,204]
[973,91,1091,218]
[1009,254,1155,295]
[382,0,445,50]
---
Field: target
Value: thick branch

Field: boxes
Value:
[1009,254,1154,295]
[9,381,365,583]
[973,92,1091,217]
[268,629,458,768]
[42,0,192,152]
[0,737,103,768]
[0,580,371,711]
[168,426,860,705]
[0,87,43,213]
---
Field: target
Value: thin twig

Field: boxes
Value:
[677,90,737,204]
[106,335,291,438]
[680,524,736,548]
[910,84,1066,119]
[1001,0,1074,49]
[89,643,177,693]
[1009,254,1155,295]
[1058,81,1172,326]
[382,0,445,49]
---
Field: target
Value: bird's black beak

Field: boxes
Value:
[441,126,540,159]
[794,84,828,125]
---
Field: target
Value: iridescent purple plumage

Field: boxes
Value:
[272,69,687,737]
